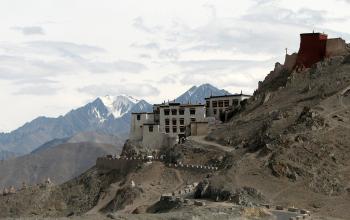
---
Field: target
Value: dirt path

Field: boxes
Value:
[87,182,121,214]
[188,136,234,153]
[121,166,185,214]
[315,87,350,135]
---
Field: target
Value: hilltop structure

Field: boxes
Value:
[129,103,206,149]
[259,32,349,92]
[284,32,348,71]
[129,92,251,149]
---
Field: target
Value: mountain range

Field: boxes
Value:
[0,96,152,156]
[175,83,231,104]
[0,140,121,189]
[0,83,231,159]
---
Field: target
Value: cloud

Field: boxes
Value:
[175,59,272,74]
[14,78,57,85]
[25,41,106,57]
[139,53,152,59]
[133,17,162,34]
[157,75,177,84]
[83,60,147,73]
[158,48,180,60]
[173,58,275,92]
[13,84,60,96]
[11,26,45,35]
[0,41,147,85]
[131,42,160,50]
[78,83,160,98]
[242,7,329,26]
[131,4,349,58]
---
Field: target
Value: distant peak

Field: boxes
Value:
[99,94,139,118]
[199,83,214,87]
[100,94,139,104]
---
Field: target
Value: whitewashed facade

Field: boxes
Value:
[129,103,206,149]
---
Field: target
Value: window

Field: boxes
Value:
[136,114,141,120]
[179,108,185,115]
[165,119,170,125]
[179,118,184,125]
[190,108,196,115]
[172,118,177,125]
[165,127,170,133]
[218,101,223,107]
[213,109,217,115]
[232,99,239,106]
[191,118,196,122]
[172,126,177,133]
[148,125,153,132]
[180,126,185,133]
[171,109,177,115]
[206,101,210,107]
[212,101,217,107]
[224,100,230,107]
[164,109,170,115]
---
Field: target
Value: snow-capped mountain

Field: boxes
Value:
[100,95,139,118]
[175,83,231,104]
[0,95,152,155]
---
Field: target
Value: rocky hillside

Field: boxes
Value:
[204,55,350,219]
[0,139,231,219]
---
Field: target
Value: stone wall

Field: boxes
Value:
[130,113,155,141]
[283,53,298,71]
[326,38,348,57]
[141,131,177,150]
[190,122,209,136]
[167,163,218,172]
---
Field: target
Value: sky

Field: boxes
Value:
[0,0,350,132]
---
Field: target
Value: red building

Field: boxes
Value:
[295,33,328,69]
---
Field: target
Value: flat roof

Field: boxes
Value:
[158,104,205,107]
[205,94,252,100]
[300,32,327,36]
[131,112,154,114]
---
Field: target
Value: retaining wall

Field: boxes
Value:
[167,163,218,172]
[96,156,219,174]
[260,204,311,220]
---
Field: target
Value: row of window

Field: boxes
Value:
[165,117,196,125]
[206,99,239,108]
[165,126,186,133]
[206,108,228,115]
[164,108,196,116]
[165,118,185,125]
